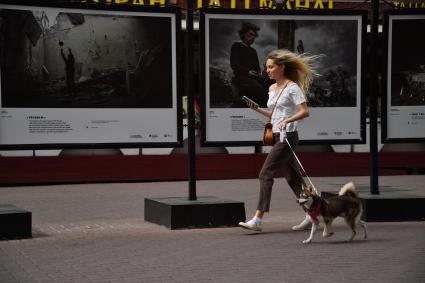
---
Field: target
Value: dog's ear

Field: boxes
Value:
[307,185,320,196]
[307,185,313,193]
[299,184,308,197]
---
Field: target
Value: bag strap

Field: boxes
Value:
[269,81,290,122]
[284,137,320,196]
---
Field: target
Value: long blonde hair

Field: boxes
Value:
[267,49,322,96]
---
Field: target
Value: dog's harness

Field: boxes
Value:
[307,199,322,222]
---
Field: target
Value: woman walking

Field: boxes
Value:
[239,49,322,232]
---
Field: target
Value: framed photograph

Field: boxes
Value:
[382,10,425,143]
[200,9,366,146]
[0,0,182,149]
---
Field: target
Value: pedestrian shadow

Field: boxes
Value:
[321,238,388,245]
[239,229,389,244]
[239,228,299,236]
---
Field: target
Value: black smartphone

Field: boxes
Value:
[242,96,259,108]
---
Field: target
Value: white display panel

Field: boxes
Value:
[201,10,366,146]
[0,3,182,149]
[383,12,425,143]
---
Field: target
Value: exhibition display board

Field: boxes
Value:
[382,10,425,143]
[200,9,367,146]
[0,1,182,149]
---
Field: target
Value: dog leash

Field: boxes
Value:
[284,137,320,196]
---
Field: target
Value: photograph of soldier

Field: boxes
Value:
[0,8,174,108]
[389,17,425,106]
[229,22,270,108]
[207,17,360,108]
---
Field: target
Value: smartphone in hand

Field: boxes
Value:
[242,96,259,109]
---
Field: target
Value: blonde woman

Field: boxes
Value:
[239,49,322,232]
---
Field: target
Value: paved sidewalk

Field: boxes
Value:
[0,175,424,282]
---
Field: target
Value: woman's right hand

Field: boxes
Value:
[246,101,259,110]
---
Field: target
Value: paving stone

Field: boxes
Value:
[0,176,424,282]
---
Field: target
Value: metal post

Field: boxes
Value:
[370,0,379,194]
[186,0,197,200]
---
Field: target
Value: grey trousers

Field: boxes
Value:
[257,131,306,212]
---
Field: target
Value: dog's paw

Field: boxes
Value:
[302,239,312,244]
[323,232,334,238]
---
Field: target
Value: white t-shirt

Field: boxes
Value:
[267,83,306,133]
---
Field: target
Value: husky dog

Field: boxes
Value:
[297,182,367,244]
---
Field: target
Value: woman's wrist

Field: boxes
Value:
[257,108,268,116]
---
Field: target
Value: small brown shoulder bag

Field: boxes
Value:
[263,82,289,146]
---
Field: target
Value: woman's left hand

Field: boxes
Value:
[278,120,288,130]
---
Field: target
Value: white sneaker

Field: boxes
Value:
[238,218,262,232]
[291,215,312,231]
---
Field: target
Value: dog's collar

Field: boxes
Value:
[308,199,322,221]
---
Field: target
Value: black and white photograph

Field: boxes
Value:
[201,10,366,145]
[0,3,182,148]
[208,18,358,109]
[383,11,425,142]
[1,6,173,108]
[389,17,425,107]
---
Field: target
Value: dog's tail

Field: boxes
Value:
[338,182,358,197]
